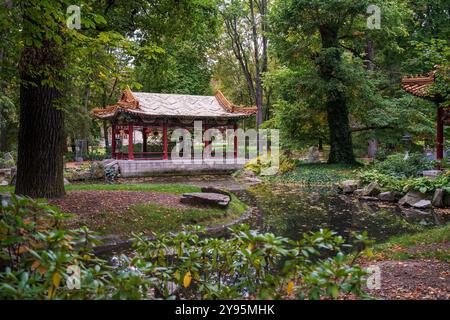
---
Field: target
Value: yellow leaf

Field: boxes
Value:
[248,243,254,251]
[52,272,62,288]
[48,286,54,299]
[183,271,192,288]
[287,281,294,295]
[31,260,40,270]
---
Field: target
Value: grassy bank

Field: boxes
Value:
[263,163,361,185]
[105,194,248,235]
[373,224,450,262]
[0,183,200,195]
[1,183,249,237]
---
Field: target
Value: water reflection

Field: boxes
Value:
[246,184,449,243]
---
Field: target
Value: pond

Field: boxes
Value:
[245,183,450,243]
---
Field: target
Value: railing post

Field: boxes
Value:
[163,122,168,160]
[111,124,116,159]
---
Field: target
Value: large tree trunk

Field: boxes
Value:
[318,25,355,164]
[15,43,65,198]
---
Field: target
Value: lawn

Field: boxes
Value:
[100,194,248,236]
[0,183,200,195]
[1,183,249,238]
[372,224,450,262]
[263,163,362,185]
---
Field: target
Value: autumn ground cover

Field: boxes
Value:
[0,183,249,238]
[360,224,450,299]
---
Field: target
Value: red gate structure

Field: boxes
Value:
[401,70,449,161]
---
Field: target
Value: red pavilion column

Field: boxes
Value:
[128,124,134,160]
[436,106,444,161]
[163,122,168,160]
[111,124,116,159]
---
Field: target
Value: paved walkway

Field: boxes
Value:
[115,174,260,192]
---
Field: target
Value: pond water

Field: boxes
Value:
[245,183,450,243]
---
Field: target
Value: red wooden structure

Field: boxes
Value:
[93,89,256,160]
[401,70,449,160]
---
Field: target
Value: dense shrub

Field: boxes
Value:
[372,153,433,178]
[0,195,372,300]
[359,169,450,193]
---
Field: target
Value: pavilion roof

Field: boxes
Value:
[401,70,436,98]
[92,89,257,121]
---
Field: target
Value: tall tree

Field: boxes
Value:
[271,0,379,163]
[15,0,68,197]
[219,0,269,129]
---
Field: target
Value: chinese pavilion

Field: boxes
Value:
[92,89,257,162]
[401,70,449,160]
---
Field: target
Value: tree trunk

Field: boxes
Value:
[0,124,7,152]
[103,121,109,148]
[249,0,263,129]
[364,39,375,71]
[15,43,65,198]
[318,25,355,164]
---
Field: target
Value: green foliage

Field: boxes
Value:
[374,224,450,262]
[266,163,360,185]
[0,195,106,299]
[372,153,433,178]
[359,170,450,193]
[0,195,372,300]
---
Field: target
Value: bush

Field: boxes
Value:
[359,169,450,193]
[0,195,373,300]
[372,153,433,178]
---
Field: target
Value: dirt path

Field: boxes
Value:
[49,190,191,216]
[363,259,450,299]
[115,175,259,191]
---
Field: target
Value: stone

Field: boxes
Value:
[201,187,231,197]
[89,162,105,179]
[398,191,428,207]
[360,196,379,201]
[354,189,364,197]
[412,199,432,209]
[0,180,8,186]
[260,166,279,176]
[0,193,11,207]
[432,188,446,208]
[239,169,256,179]
[64,178,70,185]
[3,152,14,162]
[362,182,381,197]
[422,170,442,179]
[444,194,450,208]
[341,180,358,194]
[307,146,320,163]
[181,192,231,208]
[378,191,402,202]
